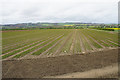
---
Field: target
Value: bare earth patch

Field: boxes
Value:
[2,48,118,78]
[45,63,118,78]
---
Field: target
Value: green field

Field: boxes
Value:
[2,29,119,60]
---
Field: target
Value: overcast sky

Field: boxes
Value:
[0,0,119,24]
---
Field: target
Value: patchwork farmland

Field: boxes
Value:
[2,29,119,60]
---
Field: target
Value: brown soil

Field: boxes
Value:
[45,64,118,78]
[2,48,118,78]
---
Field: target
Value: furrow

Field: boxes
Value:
[3,40,28,50]
[78,31,85,53]
[81,32,96,51]
[70,30,76,54]
[74,30,81,54]
[87,35,105,48]
[39,37,64,57]
[31,35,64,55]
[1,40,43,56]
[2,36,57,60]
[107,40,119,46]
[18,35,64,60]
[53,33,72,56]
[3,38,42,52]
[100,40,113,47]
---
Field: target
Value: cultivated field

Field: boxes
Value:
[2,29,119,60]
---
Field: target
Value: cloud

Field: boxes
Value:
[0,0,119,24]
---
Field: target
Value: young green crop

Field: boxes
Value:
[2,29,119,60]
[12,36,59,58]
[32,36,63,55]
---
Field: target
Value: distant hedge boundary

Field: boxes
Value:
[92,28,114,31]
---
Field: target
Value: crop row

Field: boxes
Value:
[2,29,119,60]
[2,29,72,59]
